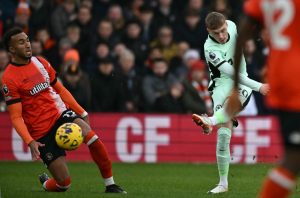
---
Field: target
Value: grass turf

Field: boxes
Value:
[0,162,299,198]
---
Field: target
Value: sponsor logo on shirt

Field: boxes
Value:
[30,82,49,95]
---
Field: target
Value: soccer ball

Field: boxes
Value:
[55,123,84,151]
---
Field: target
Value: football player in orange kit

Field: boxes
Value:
[227,0,300,197]
[1,28,126,193]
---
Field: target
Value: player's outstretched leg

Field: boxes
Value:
[84,130,127,194]
[192,114,213,134]
[208,127,231,194]
[192,112,238,134]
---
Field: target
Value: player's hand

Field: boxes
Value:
[259,84,270,95]
[28,140,45,161]
[226,89,241,118]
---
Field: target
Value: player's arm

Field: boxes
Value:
[204,48,262,91]
[2,77,34,144]
[7,103,45,160]
[7,103,33,145]
[52,80,88,119]
[218,61,262,92]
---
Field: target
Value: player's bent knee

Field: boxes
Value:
[57,177,71,192]
[74,118,91,136]
[217,122,232,129]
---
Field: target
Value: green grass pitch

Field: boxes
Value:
[0,162,299,198]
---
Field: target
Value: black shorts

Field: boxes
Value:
[38,110,81,167]
[277,110,300,148]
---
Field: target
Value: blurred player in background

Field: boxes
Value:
[1,28,126,194]
[228,0,300,197]
[192,12,269,194]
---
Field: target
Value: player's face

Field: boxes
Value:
[208,22,228,44]
[10,32,32,60]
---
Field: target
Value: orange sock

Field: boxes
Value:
[43,177,71,192]
[259,167,296,198]
[84,131,113,178]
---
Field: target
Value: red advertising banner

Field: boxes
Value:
[0,113,283,163]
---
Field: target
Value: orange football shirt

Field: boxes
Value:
[245,0,300,110]
[1,56,67,139]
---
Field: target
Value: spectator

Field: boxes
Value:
[57,37,73,72]
[155,81,186,113]
[124,0,145,19]
[169,41,190,80]
[116,50,142,112]
[51,0,77,39]
[151,26,177,62]
[87,42,111,73]
[80,0,93,10]
[65,23,90,66]
[145,46,163,70]
[209,0,233,20]
[0,48,9,112]
[185,60,212,114]
[73,5,94,40]
[142,58,178,111]
[106,4,125,36]
[153,0,177,29]
[184,0,208,21]
[28,0,53,37]
[186,0,205,14]
[137,5,156,43]
[91,0,110,23]
[90,58,120,112]
[13,1,31,34]
[0,48,9,71]
[35,27,58,67]
[31,39,43,56]
[175,9,207,58]
[121,19,148,70]
[0,0,18,37]
[93,19,119,50]
[174,49,201,81]
[60,49,92,110]
[112,42,128,60]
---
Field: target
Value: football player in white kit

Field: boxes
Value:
[192,12,269,194]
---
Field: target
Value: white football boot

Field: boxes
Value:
[192,114,213,134]
[207,185,228,194]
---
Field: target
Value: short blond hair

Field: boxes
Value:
[205,12,226,30]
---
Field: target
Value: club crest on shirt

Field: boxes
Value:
[2,84,9,95]
[209,51,216,60]
[215,104,222,112]
[45,152,53,161]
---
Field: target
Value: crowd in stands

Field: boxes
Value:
[0,0,271,114]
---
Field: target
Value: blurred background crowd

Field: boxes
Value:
[0,0,271,114]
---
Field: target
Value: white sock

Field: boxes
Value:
[209,116,217,126]
[104,176,115,186]
[211,108,231,125]
[219,176,228,187]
